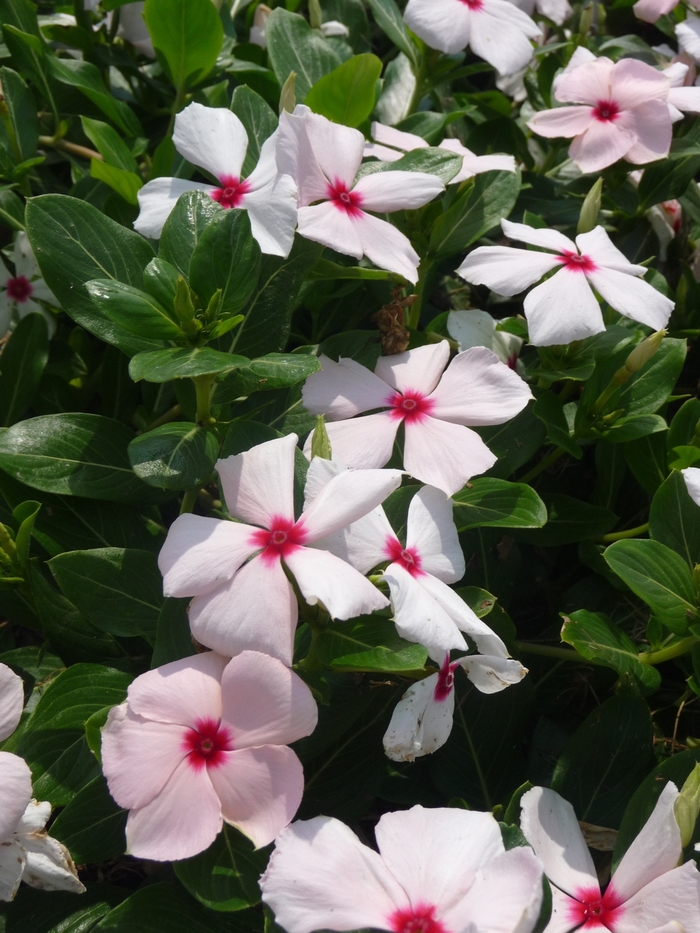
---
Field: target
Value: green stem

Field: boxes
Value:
[408,264,430,330]
[519,447,567,485]
[142,403,183,433]
[515,642,584,662]
[193,375,215,426]
[0,523,17,561]
[641,635,700,666]
[179,487,200,515]
[166,85,187,140]
[599,522,649,543]
[38,136,102,162]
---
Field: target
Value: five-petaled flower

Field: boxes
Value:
[520,783,700,932]
[260,805,544,933]
[134,102,298,256]
[276,106,444,283]
[302,341,532,495]
[458,219,674,346]
[101,650,318,860]
[158,434,402,664]
[0,232,57,338]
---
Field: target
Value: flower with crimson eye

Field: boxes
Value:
[302,340,532,495]
[134,102,298,257]
[0,232,57,337]
[457,220,674,346]
[101,650,318,860]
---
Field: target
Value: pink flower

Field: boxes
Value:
[404,0,541,77]
[276,107,444,283]
[520,784,700,932]
[158,434,402,665]
[135,103,298,257]
[101,650,318,860]
[633,0,679,22]
[0,232,57,338]
[528,57,674,172]
[302,341,532,495]
[0,662,24,741]
[458,220,674,346]
[260,805,544,933]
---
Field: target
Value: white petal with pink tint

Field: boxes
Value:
[0,752,32,843]
[301,109,365,192]
[210,746,305,848]
[586,267,674,330]
[19,831,85,895]
[243,171,298,259]
[568,119,638,175]
[384,563,468,654]
[0,838,25,901]
[525,266,604,346]
[419,573,509,657]
[459,654,528,693]
[189,555,297,665]
[610,58,670,111]
[302,355,392,420]
[172,103,248,182]
[556,58,614,105]
[322,413,401,470]
[403,416,496,495]
[134,178,217,239]
[544,887,590,933]
[276,107,332,207]
[468,0,539,76]
[668,86,700,113]
[677,16,700,63]
[404,0,473,55]
[439,138,516,181]
[285,546,389,619]
[457,246,562,297]
[405,485,464,583]
[0,663,23,741]
[621,99,673,164]
[351,211,423,283]
[576,226,646,274]
[371,122,427,152]
[311,503,395,575]
[376,342,450,396]
[527,105,597,139]
[683,467,700,506]
[220,651,317,748]
[615,861,700,933]
[125,651,226,726]
[158,513,258,598]
[634,0,677,21]
[297,201,364,259]
[352,171,444,212]
[501,219,577,254]
[383,673,455,761]
[301,467,403,541]
[217,433,297,529]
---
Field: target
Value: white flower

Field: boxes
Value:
[0,233,57,337]
[447,309,524,369]
[0,663,24,741]
[134,102,299,257]
[683,467,700,506]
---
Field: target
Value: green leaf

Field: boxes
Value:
[17,663,131,805]
[86,279,184,340]
[560,609,661,692]
[516,494,616,546]
[143,0,223,91]
[0,186,26,230]
[600,413,668,444]
[128,422,219,489]
[175,825,269,911]
[230,85,277,177]
[80,116,138,173]
[649,470,700,567]
[364,0,420,68]
[532,391,582,459]
[428,170,521,259]
[265,8,342,101]
[360,146,461,184]
[617,338,687,415]
[452,478,547,531]
[90,159,143,205]
[475,402,546,479]
[50,775,126,864]
[216,352,321,401]
[189,209,262,319]
[93,882,236,933]
[25,194,160,356]
[624,433,668,495]
[143,256,179,309]
[159,189,223,277]
[2,884,127,933]
[0,312,48,426]
[151,597,193,667]
[130,346,249,383]
[1,27,57,130]
[315,615,428,672]
[638,155,700,209]
[604,538,699,634]
[306,53,382,127]
[0,66,37,162]
[0,413,161,504]
[49,547,164,640]
[46,56,142,136]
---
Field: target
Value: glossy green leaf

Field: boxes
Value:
[90,159,143,205]
[130,346,249,383]
[0,66,37,162]
[306,53,382,126]
[143,0,223,91]
[189,209,261,319]
[86,279,184,340]
[359,146,460,184]
[265,8,342,101]
[159,189,222,277]
[2,884,127,933]
[532,391,582,459]
[364,0,419,67]
[216,352,321,401]
[80,116,138,172]
[315,615,428,672]
[230,85,277,177]
[93,882,236,932]
[476,402,546,479]
[0,312,48,426]
[51,776,127,864]
[649,470,700,567]
[638,155,700,209]
[452,478,547,531]
[151,597,193,668]
[516,494,616,546]
[128,422,218,489]
[46,56,142,136]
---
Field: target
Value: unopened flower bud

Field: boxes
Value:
[623,329,666,375]
[675,763,700,848]
[577,177,603,235]
[174,276,196,323]
[250,4,271,48]
[310,415,332,460]
[309,0,322,29]
[279,71,297,115]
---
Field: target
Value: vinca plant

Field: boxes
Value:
[2,0,700,930]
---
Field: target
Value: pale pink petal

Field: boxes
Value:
[125,651,226,726]
[634,0,676,21]
[556,58,614,105]
[586,267,674,330]
[383,673,455,761]
[0,664,23,742]
[520,787,598,898]
[285,546,389,619]
[375,806,505,911]
[277,108,333,207]
[469,1,539,76]
[311,506,395,576]
[244,130,279,191]
[158,514,258,598]
[0,752,32,843]
[406,486,464,583]
[404,0,472,55]
[501,219,576,254]
[302,110,366,191]
[101,706,188,809]
[457,246,561,297]
[441,140,516,182]
[569,121,638,174]
[619,99,672,164]
[243,173,298,258]
[351,211,422,283]
[575,226,646,275]
[352,171,444,212]
[418,573,510,657]
[611,782,682,903]
[364,142,405,162]
[297,202,364,260]
[0,839,25,901]
[125,757,222,861]
[458,655,528,693]
[615,861,700,933]
[371,122,428,152]
[301,468,403,541]
[683,467,700,506]
[173,103,248,183]
[537,0,572,25]
[134,178,217,239]
[668,86,700,113]
[209,746,304,848]
[320,414,401,470]
[524,267,604,346]
[260,816,408,933]
[403,417,497,495]
[610,59,671,112]
[376,342,450,396]
[189,556,297,665]
[663,63,689,89]
[528,105,597,139]
[428,346,532,426]
[384,562,469,654]
[216,433,297,529]
[677,16,700,63]
[220,652,317,748]
[302,355,392,420]
[646,924,688,933]
[545,886,591,933]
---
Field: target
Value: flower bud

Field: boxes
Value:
[577,178,603,235]
[174,276,196,323]
[279,71,297,115]
[309,0,322,29]
[310,415,332,460]
[623,329,666,375]
[675,764,700,848]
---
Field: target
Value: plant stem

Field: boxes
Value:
[166,86,187,140]
[193,375,215,426]
[641,635,700,666]
[599,522,649,543]
[515,642,584,661]
[408,265,429,330]
[519,447,567,485]
[38,136,103,162]
[179,487,200,515]
[142,403,183,433]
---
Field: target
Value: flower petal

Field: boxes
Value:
[285,546,389,619]
[383,673,455,761]
[404,0,472,55]
[609,59,670,112]
[677,15,700,63]
[457,246,561,297]
[524,267,604,346]
[633,0,676,21]
[384,562,469,654]
[371,122,428,152]
[403,417,497,495]
[428,345,532,426]
[683,467,700,507]
[353,171,444,212]
[544,886,590,933]
[209,745,304,848]
[16,800,51,834]
[458,654,528,694]
[575,226,646,274]
[220,651,317,748]
[243,174,298,258]
[556,58,614,105]
[622,99,673,165]
[528,105,596,139]
[586,267,674,330]
[615,861,700,933]
[173,103,248,183]
[501,219,577,254]
[261,816,408,933]
[297,202,364,259]
[158,513,258,598]
[134,178,217,239]
[351,211,422,283]
[406,486,464,583]
[418,573,509,657]
[0,663,24,742]
[519,786,598,898]
[376,342,450,396]
[447,309,497,352]
[244,129,279,190]
[21,834,85,894]
[468,1,538,75]
[301,467,403,541]
[0,752,32,843]
[0,839,25,901]
[668,86,700,113]
[126,651,226,726]
[189,556,297,665]
[216,433,297,528]
[318,413,401,470]
[276,108,334,206]
[302,110,365,190]
[302,355,392,420]
[568,120,637,174]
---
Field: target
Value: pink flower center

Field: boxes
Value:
[458,0,484,7]
[568,886,624,931]
[387,390,435,424]
[327,180,364,217]
[6,275,32,303]
[250,516,308,565]
[592,100,620,122]
[182,717,234,771]
[389,904,448,933]
[385,535,423,576]
[211,175,252,209]
[556,250,597,274]
[434,655,458,702]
